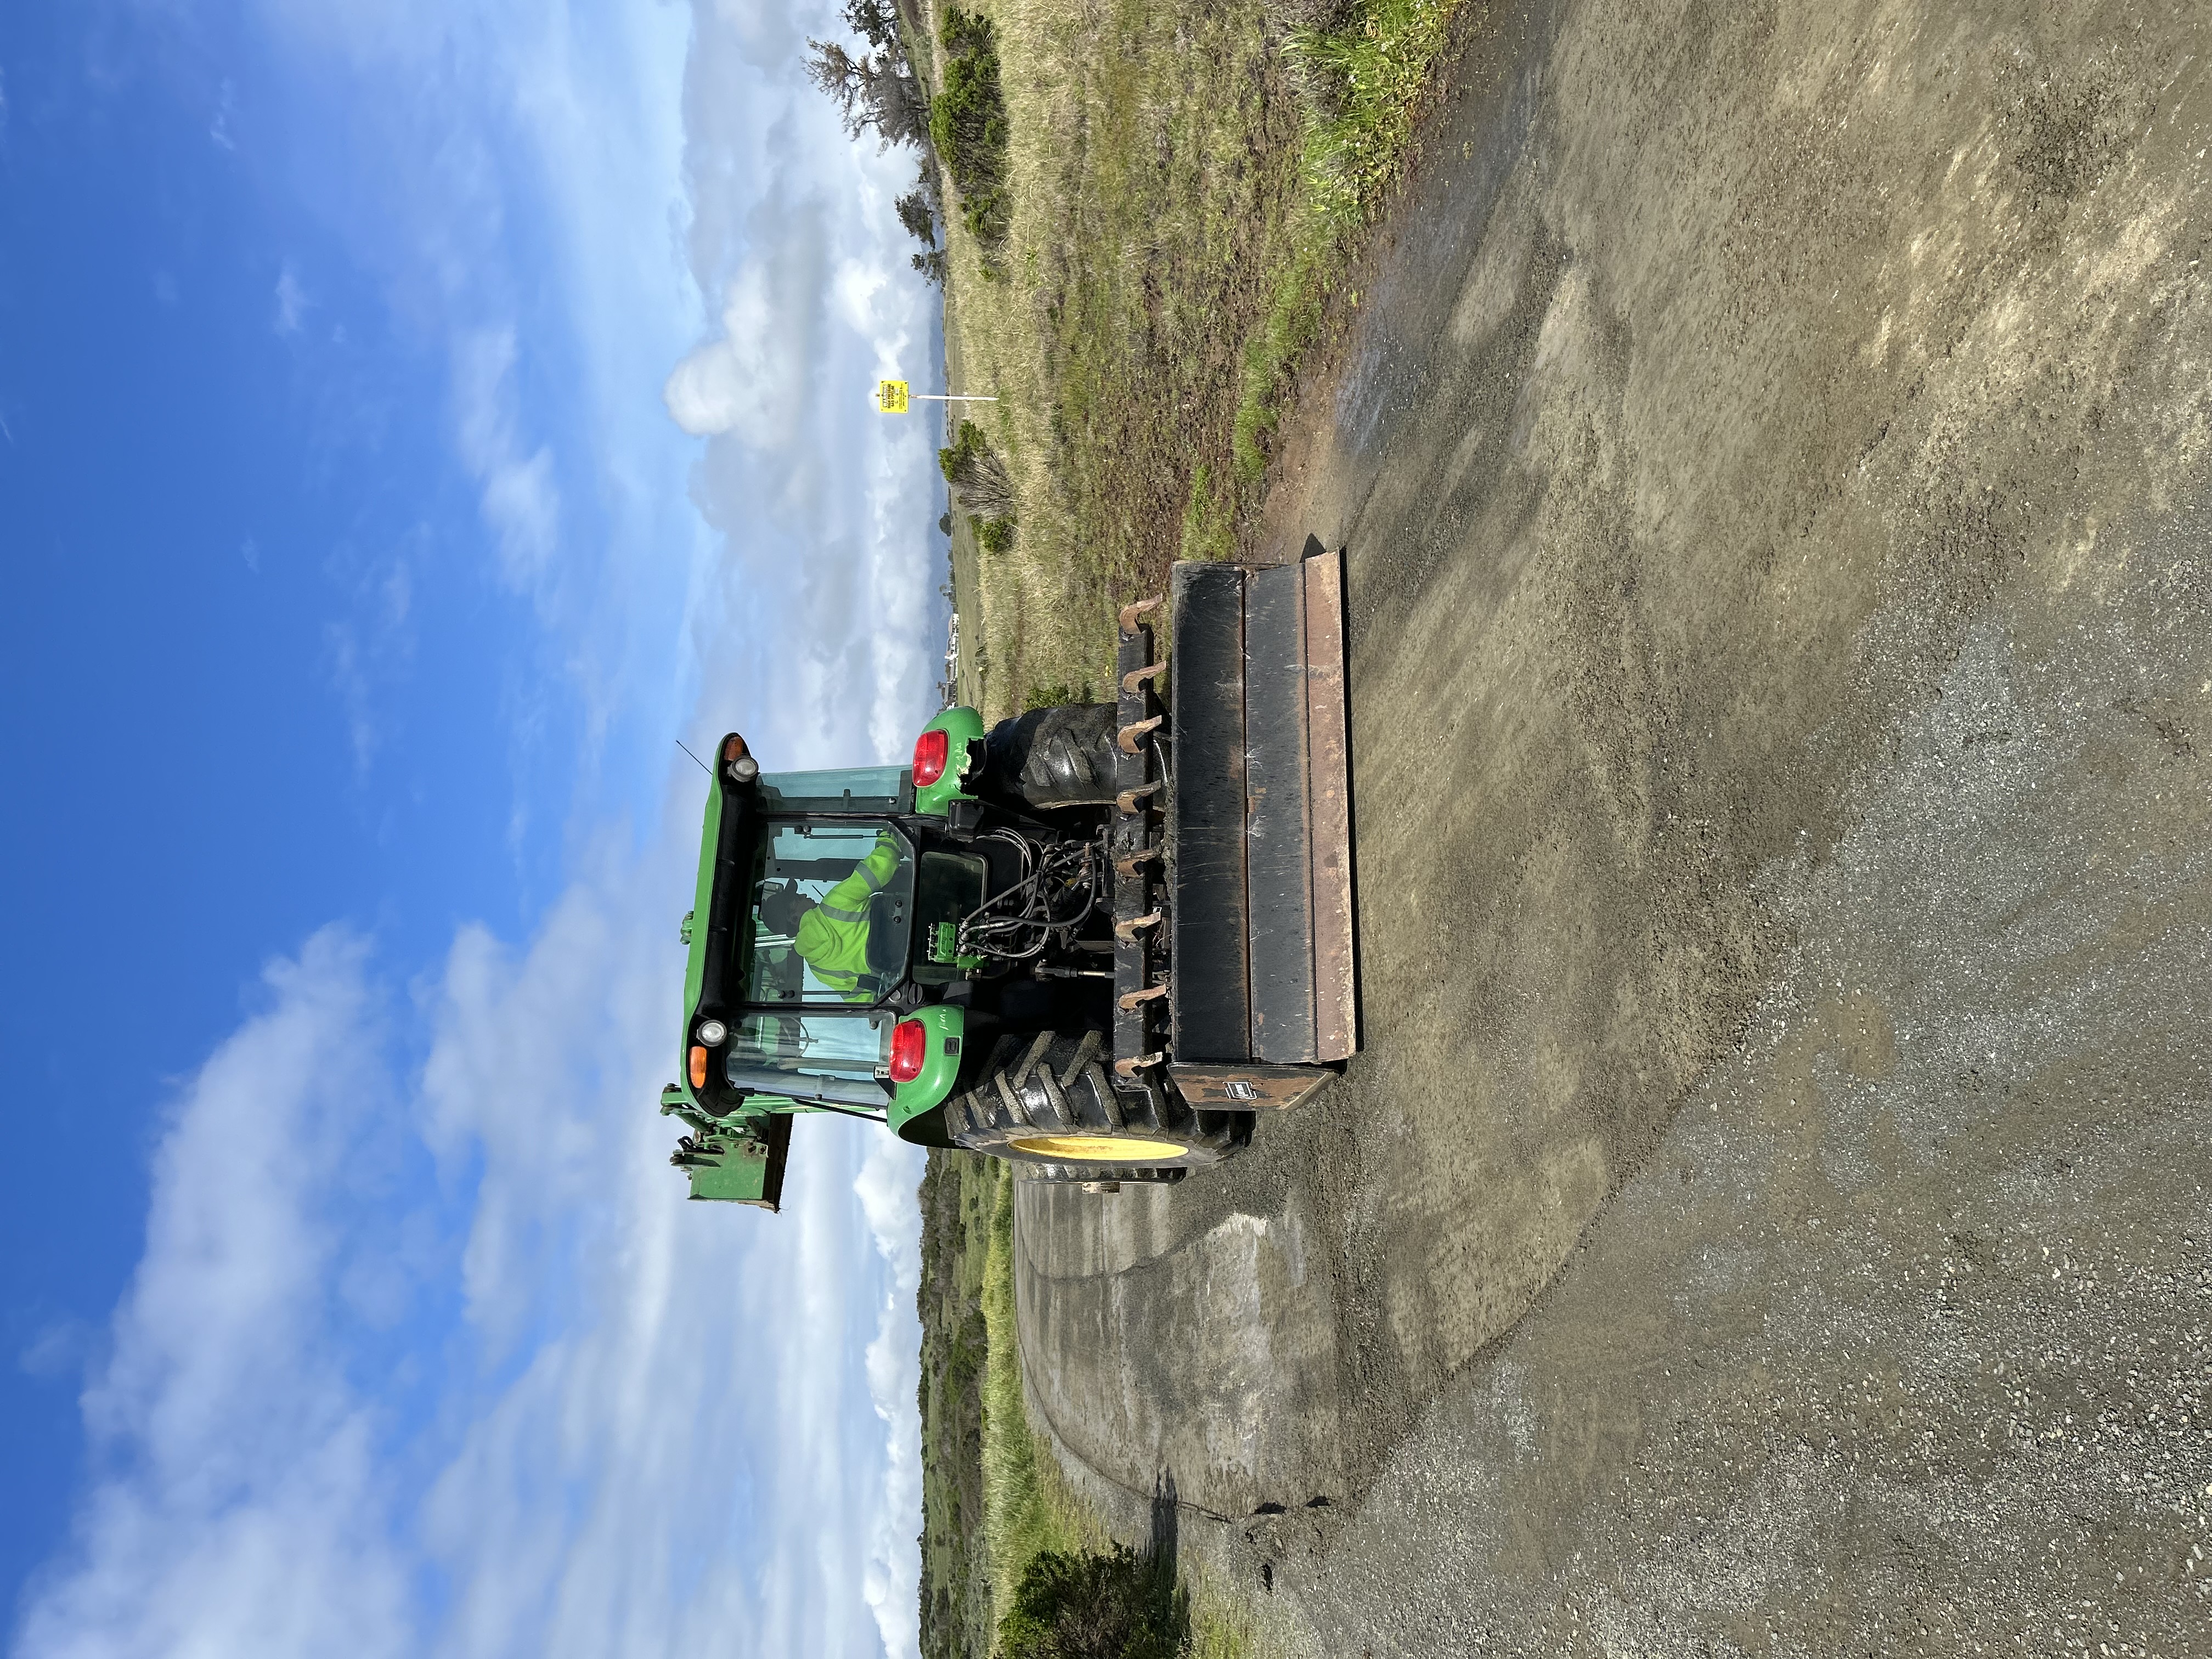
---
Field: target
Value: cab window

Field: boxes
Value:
[742,821,915,1004]
[725,1011,892,1110]
[756,768,911,815]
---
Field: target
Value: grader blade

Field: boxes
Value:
[1167,538,1357,1070]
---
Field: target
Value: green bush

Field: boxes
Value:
[972,514,1016,555]
[931,8,1011,255]
[997,1545,1185,1659]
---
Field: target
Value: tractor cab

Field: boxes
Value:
[662,755,996,1206]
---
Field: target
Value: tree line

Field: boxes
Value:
[806,0,1009,283]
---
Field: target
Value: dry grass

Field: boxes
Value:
[927,0,1307,714]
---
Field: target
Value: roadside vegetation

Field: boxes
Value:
[918,0,1474,712]
[919,1152,1117,1658]
[998,1544,1184,1659]
[918,1153,1263,1657]
[1236,0,1469,477]
[917,1153,998,1659]
[805,0,1470,709]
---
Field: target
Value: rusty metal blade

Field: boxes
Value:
[1303,541,1358,1061]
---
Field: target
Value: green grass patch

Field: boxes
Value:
[1000,1544,1186,1659]
[979,1166,1097,1598]
[1293,0,1467,230]
[1022,681,1093,710]
[1233,0,1471,479]
[1178,461,1237,563]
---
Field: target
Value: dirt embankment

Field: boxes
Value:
[1014,0,2212,1650]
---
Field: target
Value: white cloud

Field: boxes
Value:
[211,78,238,151]
[663,264,794,441]
[454,327,563,596]
[16,1320,94,1384]
[320,538,419,778]
[664,2,944,770]
[15,930,419,1659]
[854,1136,925,1659]
[273,262,307,335]
[404,814,916,1658]
[21,812,930,1659]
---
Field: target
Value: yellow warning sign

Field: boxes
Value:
[874,379,911,414]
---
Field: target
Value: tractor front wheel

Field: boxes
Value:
[950,1032,1250,1173]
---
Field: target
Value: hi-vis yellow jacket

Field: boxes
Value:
[792,831,900,1000]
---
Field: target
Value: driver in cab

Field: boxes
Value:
[757,829,901,1001]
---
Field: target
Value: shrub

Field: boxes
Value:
[930,8,1011,255]
[939,419,1015,520]
[996,1545,1184,1659]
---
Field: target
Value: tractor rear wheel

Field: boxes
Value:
[950,1032,1251,1172]
[975,704,1122,809]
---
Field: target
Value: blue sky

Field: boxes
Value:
[0,1,947,1652]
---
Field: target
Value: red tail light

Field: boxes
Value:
[911,728,950,787]
[888,1019,928,1084]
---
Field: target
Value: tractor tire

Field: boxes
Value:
[976,704,1122,809]
[949,1031,1252,1172]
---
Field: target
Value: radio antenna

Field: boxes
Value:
[675,738,712,776]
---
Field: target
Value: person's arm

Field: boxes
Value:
[817,832,902,921]
[858,830,899,892]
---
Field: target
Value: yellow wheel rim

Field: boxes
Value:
[1009,1133,1187,1163]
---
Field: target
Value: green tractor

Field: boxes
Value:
[659,543,1358,1207]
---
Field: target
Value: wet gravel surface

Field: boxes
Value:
[1014,0,2212,1650]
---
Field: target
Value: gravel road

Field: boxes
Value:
[1014,0,2212,1651]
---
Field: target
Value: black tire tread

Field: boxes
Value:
[949,1031,1251,1171]
[977,704,1121,809]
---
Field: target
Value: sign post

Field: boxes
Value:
[875,379,1000,414]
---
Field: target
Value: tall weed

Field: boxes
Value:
[1233,0,1468,478]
